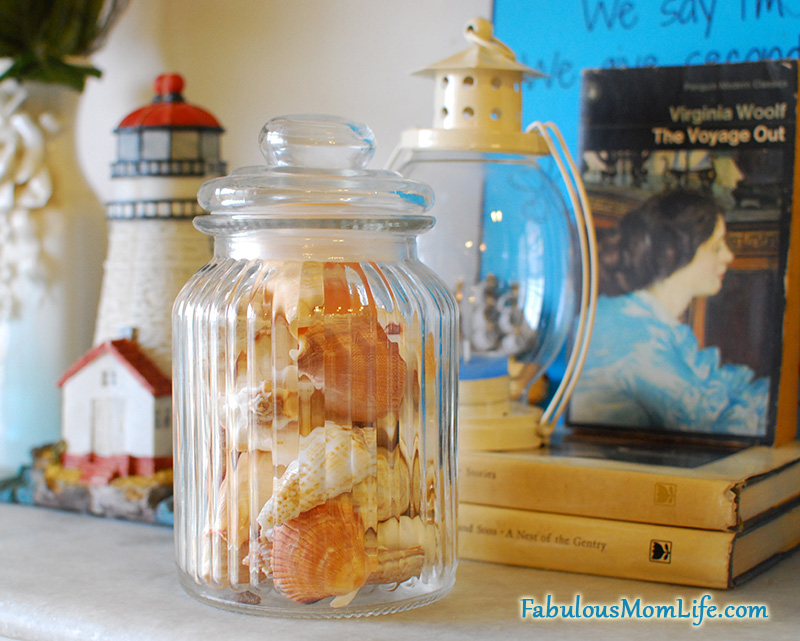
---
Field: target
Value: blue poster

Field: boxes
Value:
[494,0,800,155]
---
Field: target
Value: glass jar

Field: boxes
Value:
[172,115,458,618]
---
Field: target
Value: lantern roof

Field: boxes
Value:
[116,74,223,131]
[413,18,541,78]
[399,17,548,154]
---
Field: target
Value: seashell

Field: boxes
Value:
[257,423,374,531]
[367,546,425,585]
[376,515,439,566]
[226,375,327,452]
[271,500,370,604]
[227,376,299,450]
[234,326,272,383]
[200,529,252,588]
[263,260,325,327]
[294,263,409,425]
[296,318,407,424]
[351,446,411,525]
[212,450,273,547]
[376,515,427,550]
[202,450,273,587]
[243,534,272,580]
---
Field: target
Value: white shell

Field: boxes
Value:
[257,423,374,530]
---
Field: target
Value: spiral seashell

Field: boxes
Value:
[271,500,370,604]
[227,370,302,451]
[257,423,374,531]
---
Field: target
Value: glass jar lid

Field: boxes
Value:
[197,115,435,221]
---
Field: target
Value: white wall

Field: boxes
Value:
[77,0,494,204]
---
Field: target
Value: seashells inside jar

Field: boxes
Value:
[172,115,458,617]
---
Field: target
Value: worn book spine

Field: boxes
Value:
[777,97,800,446]
[457,502,800,590]
[459,451,740,530]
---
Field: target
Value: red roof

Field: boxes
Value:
[116,73,222,130]
[58,339,172,397]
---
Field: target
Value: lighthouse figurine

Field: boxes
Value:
[58,74,225,483]
[93,73,225,373]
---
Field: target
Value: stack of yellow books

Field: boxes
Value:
[458,436,800,588]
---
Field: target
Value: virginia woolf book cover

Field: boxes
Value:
[570,60,800,446]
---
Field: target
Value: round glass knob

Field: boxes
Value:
[258,114,376,170]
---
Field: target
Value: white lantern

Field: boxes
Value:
[389,18,598,450]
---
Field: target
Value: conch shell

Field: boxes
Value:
[271,500,370,604]
[257,423,373,531]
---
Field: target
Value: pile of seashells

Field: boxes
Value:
[190,260,445,607]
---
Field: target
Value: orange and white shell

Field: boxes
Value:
[295,314,408,425]
[257,423,374,531]
[271,500,370,604]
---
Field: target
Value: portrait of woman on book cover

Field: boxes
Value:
[570,189,770,438]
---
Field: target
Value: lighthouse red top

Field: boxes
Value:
[116,73,222,130]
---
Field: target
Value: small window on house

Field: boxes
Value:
[101,370,117,387]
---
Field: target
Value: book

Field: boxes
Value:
[458,498,800,589]
[571,60,800,446]
[458,436,800,530]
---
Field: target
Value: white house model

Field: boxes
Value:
[58,339,172,482]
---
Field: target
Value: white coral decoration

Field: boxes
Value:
[0,79,54,320]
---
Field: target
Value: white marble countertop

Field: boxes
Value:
[1,502,798,640]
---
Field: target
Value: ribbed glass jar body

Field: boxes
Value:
[172,221,458,618]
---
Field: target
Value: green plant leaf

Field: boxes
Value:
[0,53,102,91]
[0,0,127,90]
